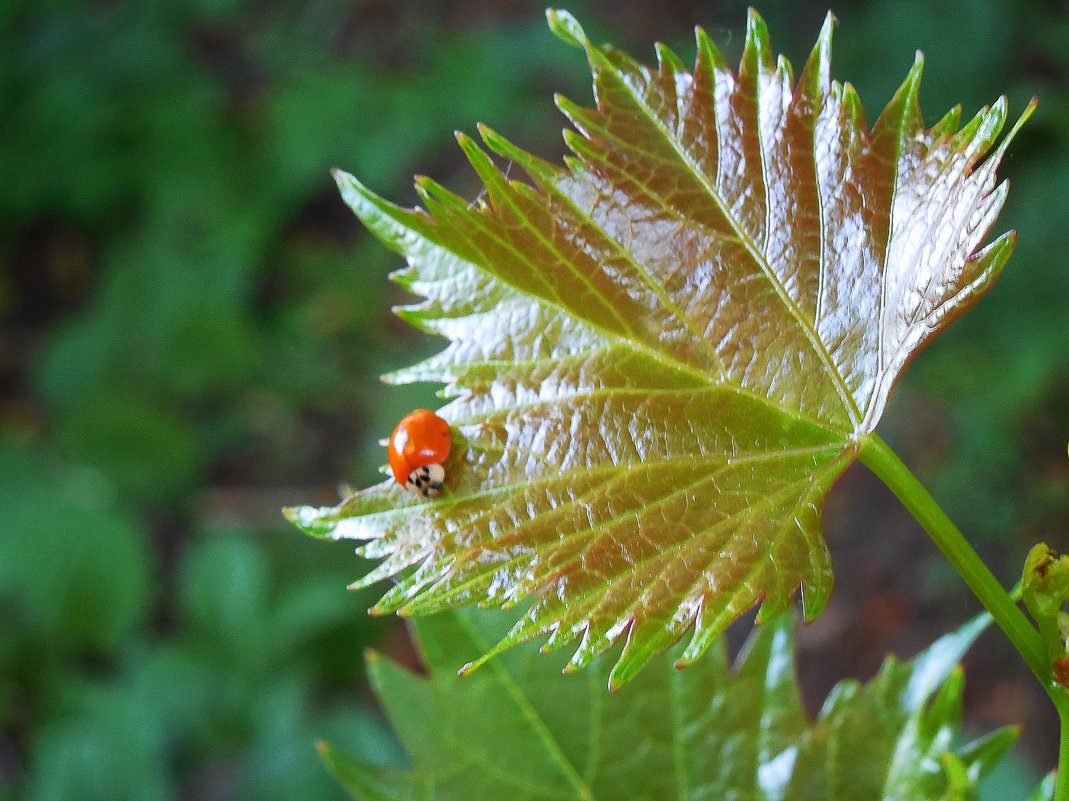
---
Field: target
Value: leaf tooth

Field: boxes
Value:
[373,572,435,616]
[951,97,1007,167]
[333,169,423,258]
[872,50,925,144]
[839,81,866,132]
[401,553,527,615]
[655,40,685,76]
[754,583,793,625]
[920,664,965,740]
[382,358,454,386]
[916,228,1014,339]
[967,219,1015,274]
[539,619,584,654]
[349,555,419,593]
[554,92,603,140]
[968,182,1013,254]
[456,130,510,204]
[741,8,774,78]
[284,493,400,540]
[317,737,420,801]
[546,8,587,50]
[986,95,1037,164]
[284,507,350,541]
[954,725,1022,783]
[677,594,718,667]
[775,53,793,92]
[560,127,596,165]
[388,263,419,290]
[414,173,471,216]
[477,123,560,186]
[608,615,689,689]
[389,305,438,336]
[694,25,727,73]
[564,621,619,677]
[370,585,410,616]
[458,606,547,677]
[798,543,833,621]
[797,11,834,106]
[929,105,963,141]
[375,550,463,614]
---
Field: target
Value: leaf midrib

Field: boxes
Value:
[455,613,602,801]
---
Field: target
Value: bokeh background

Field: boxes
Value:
[1,0,1066,799]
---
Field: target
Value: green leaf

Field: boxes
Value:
[287,9,1032,685]
[320,609,1016,801]
[0,444,153,652]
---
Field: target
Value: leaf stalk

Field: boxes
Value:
[1055,703,1069,801]
[860,434,1069,799]
[857,434,1049,692]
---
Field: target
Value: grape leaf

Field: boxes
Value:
[317,608,1019,801]
[286,8,1032,686]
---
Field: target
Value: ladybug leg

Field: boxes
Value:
[405,463,445,497]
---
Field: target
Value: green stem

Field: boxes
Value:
[859,434,1069,798]
[857,434,1050,692]
[1058,706,1069,801]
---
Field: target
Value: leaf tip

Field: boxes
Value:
[333,169,373,208]
[904,50,925,98]
[454,129,477,151]
[743,8,773,68]
[364,647,383,667]
[694,25,727,72]
[331,167,355,188]
[678,628,716,667]
[458,653,491,677]
[546,8,586,49]
[998,95,1038,152]
[655,40,685,74]
[801,10,835,95]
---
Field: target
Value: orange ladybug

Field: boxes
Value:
[388,409,451,497]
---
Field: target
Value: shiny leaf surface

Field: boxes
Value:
[318,609,1016,801]
[286,8,1031,685]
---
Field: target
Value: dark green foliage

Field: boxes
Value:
[321,608,1018,801]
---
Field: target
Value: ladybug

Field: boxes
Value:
[388,409,452,497]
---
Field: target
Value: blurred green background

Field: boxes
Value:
[1,1,1065,799]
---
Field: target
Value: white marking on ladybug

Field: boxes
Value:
[405,462,445,498]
